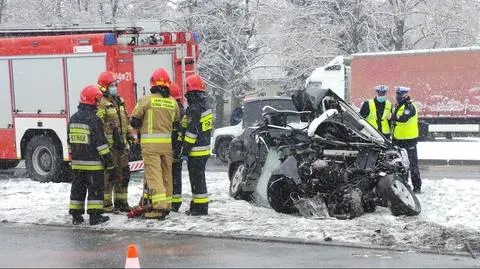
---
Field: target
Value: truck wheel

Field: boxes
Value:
[379,175,421,216]
[267,175,298,214]
[216,138,231,164]
[25,135,65,182]
[0,160,20,170]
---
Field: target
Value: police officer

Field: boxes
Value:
[391,86,422,193]
[181,74,212,216]
[68,85,114,225]
[359,85,393,139]
[170,82,186,212]
[130,68,181,220]
[97,71,134,212]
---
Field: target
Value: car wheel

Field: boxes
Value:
[229,163,249,200]
[25,135,66,182]
[379,175,421,216]
[267,175,298,214]
[216,139,231,164]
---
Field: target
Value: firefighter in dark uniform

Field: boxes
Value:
[181,74,212,216]
[68,85,114,225]
[96,71,135,212]
[359,85,393,139]
[130,68,181,220]
[391,86,422,194]
[169,82,186,212]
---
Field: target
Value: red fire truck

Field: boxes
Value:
[0,23,199,182]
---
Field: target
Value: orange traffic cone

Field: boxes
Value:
[125,244,141,269]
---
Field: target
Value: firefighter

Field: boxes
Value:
[170,82,186,212]
[130,68,181,220]
[391,86,422,194]
[359,85,393,139]
[68,85,114,225]
[181,74,212,216]
[96,71,135,212]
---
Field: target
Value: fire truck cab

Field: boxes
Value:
[0,23,199,182]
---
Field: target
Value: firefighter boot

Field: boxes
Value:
[89,213,110,225]
[144,209,166,220]
[72,214,84,225]
[114,203,131,212]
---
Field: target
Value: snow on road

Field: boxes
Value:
[0,169,479,254]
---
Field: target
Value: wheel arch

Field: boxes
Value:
[213,135,234,154]
[21,129,63,159]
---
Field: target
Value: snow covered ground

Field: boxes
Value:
[1,168,479,254]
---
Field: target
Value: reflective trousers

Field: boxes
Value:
[187,156,209,214]
[69,170,104,215]
[143,150,173,210]
[104,149,130,208]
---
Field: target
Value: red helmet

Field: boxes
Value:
[79,85,103,105]
[169,82,184,103]
[186,74,205,93]
[97,71,118,92]
[150,68,171,87]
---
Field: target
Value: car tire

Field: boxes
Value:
[0,160,20,170]
[25,135,66,182]
[267,175,298,214]
[216,138,232,164]
[229,163,250,200]
[379,175,421,216]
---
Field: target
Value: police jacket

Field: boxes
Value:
[360,98,392,135]
[392,96,419,145]
[131,93,181,153]
[182,100,213,157]
[97,95,133,151]
[68,103,113,171]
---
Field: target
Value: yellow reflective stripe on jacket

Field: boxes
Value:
[70,128,90,135]
[192,194,209,204]
[148,109,153,134]
[71,160,104,170]
[96,108,106,119]
[184,131,198,144]
[151,194,167,203]
[140,133,172,144]
[393,103,419,140]
[96,144,110,155]
[166,196,172,203]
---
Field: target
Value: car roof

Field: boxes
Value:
[243,95,292,104]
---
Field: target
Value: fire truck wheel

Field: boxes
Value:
[25,135,64,183]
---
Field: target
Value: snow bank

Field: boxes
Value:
[1,171,479,253]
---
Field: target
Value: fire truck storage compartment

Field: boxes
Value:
[66,54,106,115]
[12,57,65,114]
[0,60,12,128]
[133,52,174,99]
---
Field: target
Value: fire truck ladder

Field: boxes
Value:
[181,44,198,92]
[0,24,143,37]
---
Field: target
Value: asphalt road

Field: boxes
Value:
[0,223,478,268]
